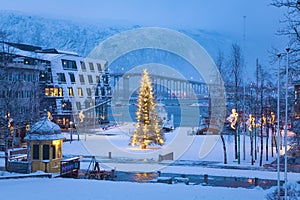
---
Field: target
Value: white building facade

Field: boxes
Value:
[1,42,111,129]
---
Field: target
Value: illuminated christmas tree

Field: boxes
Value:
[130,69,165,149]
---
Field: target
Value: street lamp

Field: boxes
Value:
[284,47,290,200]
[276,53,281,199]
[70,121,73,143]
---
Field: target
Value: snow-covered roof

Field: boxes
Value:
[24,117,64,141]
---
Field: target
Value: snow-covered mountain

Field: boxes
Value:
[0,11,233,61]
[0,11,135,56]
[0,11,244,81]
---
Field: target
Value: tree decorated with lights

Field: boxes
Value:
[130,69,165,149]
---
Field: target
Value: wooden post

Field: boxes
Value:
[204,174,208,184]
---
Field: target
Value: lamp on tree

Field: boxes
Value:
[130,69,165,149]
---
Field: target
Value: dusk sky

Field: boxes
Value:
[0,0,288,74]
[1,0,285,34]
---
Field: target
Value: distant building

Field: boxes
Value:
[293,82,300,135]
[0,42,111,130]
[0,44,41,147]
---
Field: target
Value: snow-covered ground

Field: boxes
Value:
[63,123,298,176]
[0,178,271,200]
[0,123,299,200]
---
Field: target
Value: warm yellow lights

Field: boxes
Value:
[79,110,85,122]
[52,140,60,146]
[227,108,238,130]
[130,69,165,149]
[247,114,255,132]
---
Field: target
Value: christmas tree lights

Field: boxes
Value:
[130,69,165,149]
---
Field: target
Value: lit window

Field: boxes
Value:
[68,87,73,97]
[45,88,63,97]
[61,59,77,70]
[78,88,83,97]
[45,88,49,96]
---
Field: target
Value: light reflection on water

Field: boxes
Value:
[133,172,157,182]
[108,99,209,128]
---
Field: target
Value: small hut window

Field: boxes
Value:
[33,144,39,160]
[52,145,56,159]
[43,145,50,160]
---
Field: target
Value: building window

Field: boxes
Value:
[62,100,72,110]
[85,101,91,109]
[89,62,94,71]
[78,88,83,97]
[76,102,81,110]
[57,73,66,83]
[61,59,77,70]
[52,145,56,159]
[79,74,85,84]
[45,88,63,97]
[97,63,102,72]
[86,88,92,97]
[33,144,39,160]
[43,145,50,160]
[88,75,93,84]
[96,76,100,84]
[69,73,76,83]
[68,87,73,97]
[80,61,86,71]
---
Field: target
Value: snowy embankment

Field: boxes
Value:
[0,178,270,200]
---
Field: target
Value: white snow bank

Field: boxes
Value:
[0,178,271,200]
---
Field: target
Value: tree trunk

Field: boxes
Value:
[259,123,263,166]
[234,130,238,159]
[273,125,278,155]
[221,134,227,164]
[250,129,254,165]
[271,125,274,157]
[4,128,8,171]
[266,123,269,161]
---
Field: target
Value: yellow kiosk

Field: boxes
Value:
[25,117,64,173]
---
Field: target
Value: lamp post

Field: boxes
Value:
[70,121,73,143]
[277,53,281,199]
[250,82,254,165]
[284,47,290,200]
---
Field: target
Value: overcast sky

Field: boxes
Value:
[0,0,288,75]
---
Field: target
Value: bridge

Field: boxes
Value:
[110,72,208,100]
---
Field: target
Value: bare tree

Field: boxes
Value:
[215,49,227,164]
[229,43,243,160]
[271,0,300,84]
